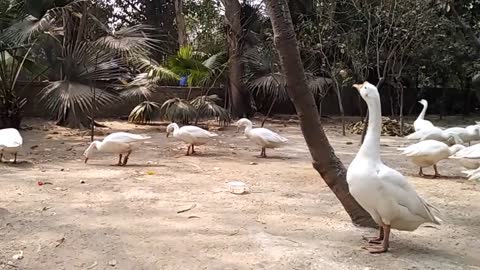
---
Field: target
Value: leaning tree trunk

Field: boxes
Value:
[221,0,251,118]
[264,0,375,227]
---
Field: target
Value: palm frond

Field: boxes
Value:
[191,95,231,123]
[96,24,164,59]
[38,81,119,128]
[308,77,334,98]
[128,101,161,124]
[160,98,196,124]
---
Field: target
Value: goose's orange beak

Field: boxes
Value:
[353,83,363,91]
[84,157,88,164]
[166,132,170,138]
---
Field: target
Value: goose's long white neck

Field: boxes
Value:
[417,102,428,120]
[358,98,382,161]
[243,122,253,135]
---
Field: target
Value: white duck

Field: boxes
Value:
[347,82,441,253]
[398,140,465,177]
[406,126,463,145]
[166,123,218,155]
[236,118,287,158]
[444,124,480,146]
[83,132,151,165]
[0,128,23,163]
[414,99,434,131]
[449,143,480,169]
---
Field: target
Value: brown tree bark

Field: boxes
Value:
[220,0,251,118]
[264,0,375,227]
[174,0,187,47]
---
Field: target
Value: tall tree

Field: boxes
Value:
[220,0,251,117]
[174,0,188,46]
[264,0,375,227]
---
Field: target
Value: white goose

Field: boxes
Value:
[444,124,480,146]
[414,99,434,131]
[0,128,23,163]
[449,143,480,169]
[83,132,151,165]
[166,123,218,155]
[461,168,480,183]
[347,82,441,253]
[406,126,463,145]
[236,118,287,158]
[398,140,465,177]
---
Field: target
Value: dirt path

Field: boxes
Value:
[1,118,479,270]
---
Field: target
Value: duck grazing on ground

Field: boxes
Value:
[347,82,441,253]
[444,124,480,146]
[406,126,463,145]
[414,99,434,132]
[83,132,151,165]
[0,128,23,163]
[236,118,287,158]
[398,140,465,178]
[166,123,218,156]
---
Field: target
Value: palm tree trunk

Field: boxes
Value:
[174,0,188,46]
[220,0,251,118]
[264,0,375,228]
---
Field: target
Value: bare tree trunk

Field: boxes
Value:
[174,0,188,46]
[221,0,251,118]
[262,95,277,127]
[265,0,375,228]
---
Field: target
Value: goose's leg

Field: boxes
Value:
[260,148,267,158]
[433,164,440,178]
[363,225,390,253]
[122,151,132,166]
[13,153,17,164]
[191,144,196,154]
[0,153,3,163]
[363,226,384,244]
[186,145,191,156]
[116,154,123,166]
[418,167,424,177]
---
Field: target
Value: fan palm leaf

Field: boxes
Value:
[160,97,196,124]
[128,101,161,124]
[190,94,231,123]
[38,81,119,128]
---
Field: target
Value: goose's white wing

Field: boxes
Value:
[406,127,441,140]
[452,143,480,159]
[0,128,23,148]
[398,140,447,157]
[103,132,150,143]
[251,128,288,144]
[181,126,217,138]
[414,119,434,131]
[378,164,441,225]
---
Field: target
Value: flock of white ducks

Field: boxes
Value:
[0,118,288,165]
[400,98,480,180]
[2,82,478,254]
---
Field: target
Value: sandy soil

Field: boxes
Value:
[0,117,479,270]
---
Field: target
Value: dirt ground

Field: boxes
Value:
[1,117,479,270]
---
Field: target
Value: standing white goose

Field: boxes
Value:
[83,132,151,165]
[166,123,218,155]
[0,128,23,163]
[413,99,434,131]
[347,82,441,253]
[236,118,287,158]
[398,140,465,177]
